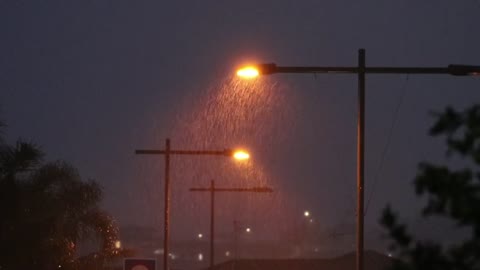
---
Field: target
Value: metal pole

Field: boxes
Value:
[164,138,171,270]
[233,220,239,260]
[210,180,215,270]
[357,49,365,270]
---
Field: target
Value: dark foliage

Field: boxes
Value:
[381,105,480,270]
[0,124,128,270]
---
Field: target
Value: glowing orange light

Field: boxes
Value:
[114,240,121,249]
[233,150,250,160]
[304,211,310,217]
[237,66,259,78]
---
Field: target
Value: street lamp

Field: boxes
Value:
[236,49,480,270]
[236,66,260,78]
[135,138,251,270]
[189,180,273,270]
[232,150,250,160]
[238,63,480,76]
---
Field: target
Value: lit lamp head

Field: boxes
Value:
[236,63,277,78]
[224,149,250,160]
[236,66,259,78]
[233,150,250,160]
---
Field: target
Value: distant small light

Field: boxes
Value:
[388,253,393,258]
[314,247,319,253]
[58,265,62,268]
[169,253,176,260]
[225,251,230,257]
[198,253,204,261]
[309,219,314,223]
[304,211,310,217]
[198,233,203,239]
[245,227,251,233]
[154,249,164,255]
[115,240,121,249]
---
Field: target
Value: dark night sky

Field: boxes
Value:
[1,0,480,255]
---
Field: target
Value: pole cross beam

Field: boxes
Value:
[136,149,234,156]
[189,180,273,270]
[190,187,273,192]
[256,64,480,76]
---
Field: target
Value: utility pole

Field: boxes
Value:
[357,49,365,270]
[233,220,239,260]
[189,181,273,270]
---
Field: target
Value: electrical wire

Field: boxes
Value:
[365,75,409,215]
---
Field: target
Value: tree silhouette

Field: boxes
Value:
[381,105,480,270]
[0,124,127,270]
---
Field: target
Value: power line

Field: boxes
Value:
[365,75,409,215]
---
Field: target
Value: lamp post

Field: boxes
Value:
[189,180,273,270]
[135,138,250,270]
[237,49,480,270]
[232,220,251,261]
